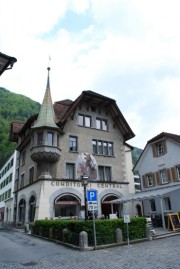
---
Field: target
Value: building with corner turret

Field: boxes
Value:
[9,67,137,225]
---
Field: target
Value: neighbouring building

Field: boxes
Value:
[111,132,180,229]
[0,151,17,222]
[9,67,136,225]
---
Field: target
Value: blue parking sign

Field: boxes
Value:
[87,190,97,202]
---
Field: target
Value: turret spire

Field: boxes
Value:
[33,67,58,129]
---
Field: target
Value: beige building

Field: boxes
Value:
[10,68,136,225]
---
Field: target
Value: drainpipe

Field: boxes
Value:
[160,197,166,230]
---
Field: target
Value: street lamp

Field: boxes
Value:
[81,175,88,220]
[0,52,17,76]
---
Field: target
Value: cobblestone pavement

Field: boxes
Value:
[0,229,180,269]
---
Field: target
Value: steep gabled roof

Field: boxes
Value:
[147,132,180,144]
[56,90,135,141]
[10,90,135,143]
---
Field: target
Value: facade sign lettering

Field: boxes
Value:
[51,180,123,189]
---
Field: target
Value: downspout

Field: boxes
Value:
[160,197,166,230]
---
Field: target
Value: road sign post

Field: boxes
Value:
[124,215,130,246]
[87,190,97,250]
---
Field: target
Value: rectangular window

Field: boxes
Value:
[57,134,60,147]
[9,173,12,183]
[78,114,91,127]
[47,132,53,146]
[156,142,164,155]
[21,150,26,166]
[66,163,75,179]
[146,174,153,186]
[92,139,114,156]
[160,170,167,184]
[164,197,171,211]
[8,189,11,198]
[37,132,43,145]
[98,141,103,154]
[96,118,108,131]
[20,174,24,188]
[98,166,111,181]
[29,167,34,184]
[176,165,180,180]
[150,199,156,211]
[69,136,78,151]
[92,140,97,154]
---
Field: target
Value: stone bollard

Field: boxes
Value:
[79,231,88,251]
[146,224,152,241]
[24,224,29,233]
[115,228,123,243]
[49,227,53,239]
[62,228,68,242]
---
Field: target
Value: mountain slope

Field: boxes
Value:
[0,87,40,167]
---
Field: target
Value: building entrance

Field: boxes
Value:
[101,195,120,218]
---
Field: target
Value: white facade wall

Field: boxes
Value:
[0,151,17,222]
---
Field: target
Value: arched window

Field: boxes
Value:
[19,199,26,223]
[54,194,80,218]
[101,194,120,219]
[29,196,36,222]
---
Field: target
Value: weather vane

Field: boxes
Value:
[48,56,51,68]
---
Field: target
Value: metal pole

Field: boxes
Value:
[160,197,166,230]
[127,222,129,246]
[92,210,97,250]
[84,185,87,220]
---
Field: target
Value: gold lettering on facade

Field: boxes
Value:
[50,181,122,189]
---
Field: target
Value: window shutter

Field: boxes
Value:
[156,172,161,185]
[142,175,148,188]
[167,168,171,183]
[171,167,177,181]
[163,140,167,154]
[152,144,157,157]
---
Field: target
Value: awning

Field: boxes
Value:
[110,185,180,204]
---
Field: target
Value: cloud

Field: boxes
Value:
[1,0,180,149]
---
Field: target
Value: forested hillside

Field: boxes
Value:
[0,88,40,167]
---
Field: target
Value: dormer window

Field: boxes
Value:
[152,140,167,157]
[156,142,164,155]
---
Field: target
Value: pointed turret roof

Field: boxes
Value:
[33,67,58,129]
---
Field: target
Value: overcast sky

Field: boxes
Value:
[1,0,180,149]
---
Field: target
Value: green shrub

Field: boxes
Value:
[33,217,146,246]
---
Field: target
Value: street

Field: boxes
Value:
[0,228,180,269]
